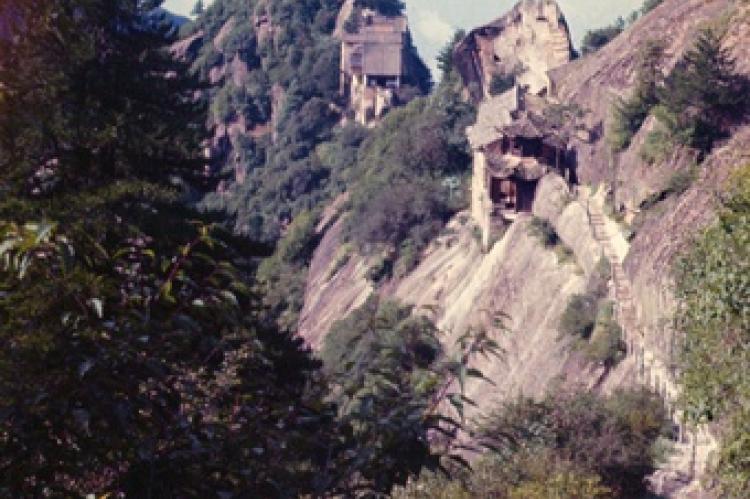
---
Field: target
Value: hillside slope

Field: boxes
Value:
[301,174,605,411]
[299,0,750,495]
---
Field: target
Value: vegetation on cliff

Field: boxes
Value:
[0,1,471,496]
[611,26,749,158]
[173,0,436,327]
[393,389,669,498]
[186,0,430,245]
[343,32,475,281]
[675,165,750,496]
[1,0,748,496]
[559,257,626,369]
[580,0,663,56]
[653,27,749,155]
[0,1,331,495]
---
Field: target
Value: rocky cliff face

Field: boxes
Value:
[548,0,750,374]
[299,0,750,494]
[548,0,740,198]
[300,174,606,410]
[453,0,573,101]
[300,0,750,412]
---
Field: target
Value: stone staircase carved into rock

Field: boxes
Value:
[587,195,718,497]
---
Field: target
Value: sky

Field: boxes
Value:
[163,0,646,76]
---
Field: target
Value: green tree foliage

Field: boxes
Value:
[610,39,665,151]
[675,165,750,495]
[560,293,599,339]
[319,295,503,495]
[558,258,625,368]
[188,0,431,244]
[183,0,432,324]
[479,390,668,497]
[0,2,495,496]
[585,302,626,368]
[343,37,475,279]
[581,17,625,56]
[0,1,339,496]
[580,0,664,57]
[322,296,444,492]
[396,389,668,498]
[191,0,205,16]
[528,217,560,247]
[654,27,749,154]
[437,30,467,82]
[186,0,347,242]
[641,0,664,15]
[256,209,321,330]
[489,73,516,96]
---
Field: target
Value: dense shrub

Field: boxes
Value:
[639,127,673,164]
[676,165,750,495]
[654,27,749,155]
[322,295,501,495]
[609,39,665,151]
[489,72,516,96]
[585,302,626,368]
[0,2,339,495]
[190,0,431,247]
[396,389,668,498]
[560,293,599,339]
[479,390,669,497]
[528,217,559,247]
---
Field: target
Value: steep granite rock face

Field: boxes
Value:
[547,0,736,199]
[453,0,573,101]
[298,215,373,350]
[547,0,750,373]
[300,173,604,410]
[300,1,750,493]
[623,126,750,371]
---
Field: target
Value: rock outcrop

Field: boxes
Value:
[547,0,739,202]
[300,0,750,495]
[453,0,573,101]
[301,174,604,411]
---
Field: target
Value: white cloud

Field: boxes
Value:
[415,10,455,47]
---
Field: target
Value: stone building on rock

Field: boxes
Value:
[340,12,408,125]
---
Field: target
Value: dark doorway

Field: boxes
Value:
[490,177,516,209]
[516,179,538,212]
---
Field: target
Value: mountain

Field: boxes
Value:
[2,0,747,495]
[299,0,750,495]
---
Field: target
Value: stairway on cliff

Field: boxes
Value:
[586,188,719,498]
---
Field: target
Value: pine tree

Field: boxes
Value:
[609,39,665,151]
[656,27,748,153]
[191,0,205,16]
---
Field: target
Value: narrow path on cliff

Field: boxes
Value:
[584,187,719,498]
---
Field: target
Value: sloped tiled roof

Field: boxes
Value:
[467,86,520,148]
[342,15,406,77]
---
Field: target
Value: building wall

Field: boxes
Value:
[471,150,492,250]
[347,74,396,125]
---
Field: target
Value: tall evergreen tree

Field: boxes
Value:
[655,28,748,153]
[0,1,331,496]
